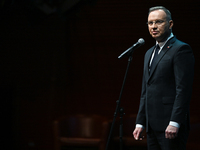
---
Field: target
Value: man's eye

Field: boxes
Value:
[148,22,153,25]
[156,20,164,24]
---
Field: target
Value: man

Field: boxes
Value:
[133,6,194,150]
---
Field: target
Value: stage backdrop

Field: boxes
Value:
[0,0,199,149]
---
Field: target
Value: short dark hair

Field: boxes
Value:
[148,6,172,21]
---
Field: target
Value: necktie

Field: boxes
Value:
[150,44,160,72]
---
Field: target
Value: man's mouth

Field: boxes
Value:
[152,31,159,35]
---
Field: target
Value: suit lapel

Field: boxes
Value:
[147,37,176,82]
[144,46,155,78]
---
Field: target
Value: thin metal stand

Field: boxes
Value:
[105,55,133,150]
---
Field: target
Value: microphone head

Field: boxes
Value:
[138,38,145,45]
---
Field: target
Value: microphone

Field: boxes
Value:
[118,38,145,59]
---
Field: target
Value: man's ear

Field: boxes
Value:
[169,20,173,29]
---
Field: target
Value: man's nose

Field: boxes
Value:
[152,23,158,28]
[152,27,157,30]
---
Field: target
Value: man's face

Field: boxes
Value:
[147,9,173,42]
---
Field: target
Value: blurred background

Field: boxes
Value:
[0,0,199,149]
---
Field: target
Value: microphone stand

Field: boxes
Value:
[105,53,134,150]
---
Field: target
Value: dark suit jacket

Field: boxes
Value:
[136,37,195,132]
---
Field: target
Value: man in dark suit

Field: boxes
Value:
[133,6,194,150]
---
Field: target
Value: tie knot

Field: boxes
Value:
[156,44,160,49]
[155,44,160,54]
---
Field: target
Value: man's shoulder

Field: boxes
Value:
[172,37,190,47]
[145,45,155,55]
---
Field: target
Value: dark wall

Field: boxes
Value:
[1,0,200,149]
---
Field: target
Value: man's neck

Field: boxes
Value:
[157,32,172,43]
[156,33,174,48]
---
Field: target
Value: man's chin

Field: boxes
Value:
[152,36,159,41]
[152,35,163,41]
[151,34,159,38]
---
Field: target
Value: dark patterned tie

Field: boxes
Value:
[150,44,160,72]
